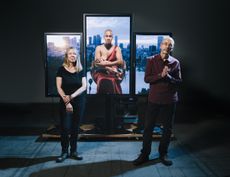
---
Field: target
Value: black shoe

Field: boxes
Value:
[70,152,83,160]
[56,152,68,163]
[133,154,149,166]
[159,155,173,166]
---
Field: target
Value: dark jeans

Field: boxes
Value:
[141,102,176,156]
[59,96,85,154]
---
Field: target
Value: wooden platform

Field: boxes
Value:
[41,133,174,140]
[41,124,175,140]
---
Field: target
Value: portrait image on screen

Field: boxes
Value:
[135,33,172,95]
[44,33,82,96]
[84,14,132,95]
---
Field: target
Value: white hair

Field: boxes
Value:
[163,36,175,49]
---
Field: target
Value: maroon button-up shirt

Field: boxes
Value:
[144,54,182,104]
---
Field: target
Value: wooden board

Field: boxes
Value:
[41,133,175,140]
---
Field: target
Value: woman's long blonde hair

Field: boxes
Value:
[63,47,83,72]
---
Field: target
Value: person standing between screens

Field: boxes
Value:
[133,36,182,166]
[56,47,87,163]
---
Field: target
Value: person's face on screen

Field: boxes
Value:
[104,31,113,44]
[67,49,77,63]
[160,39,173,54]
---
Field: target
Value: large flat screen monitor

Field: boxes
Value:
[44,33,82,96]
[134,32,172,95]
[84,14,132,95]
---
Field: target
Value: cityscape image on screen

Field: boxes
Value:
[85,15,131,94]
[135,34,171,95]
[45,33,81,96]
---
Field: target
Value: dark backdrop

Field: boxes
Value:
[0,0,229,123]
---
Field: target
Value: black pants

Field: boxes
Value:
[141,102,176,156]
[59,96,85,153]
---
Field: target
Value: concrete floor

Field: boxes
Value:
[1,117,230,177]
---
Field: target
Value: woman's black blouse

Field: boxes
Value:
[56,66,85,95]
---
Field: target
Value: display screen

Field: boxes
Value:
[135,33,172,95]
[84,14,132,95]
[44,33,82,96]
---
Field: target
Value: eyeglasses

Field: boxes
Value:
[105,35,112,37]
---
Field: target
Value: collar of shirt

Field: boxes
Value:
[156,54,173,63]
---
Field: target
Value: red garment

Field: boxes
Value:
[91,46,122,94]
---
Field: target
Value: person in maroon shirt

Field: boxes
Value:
[133,36,182,166]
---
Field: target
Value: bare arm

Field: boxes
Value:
[70,77,87,99]
[115,46,124,66]
[94,46,107,68]
[56,77,69,103]
[96,47,124,67]
[94,46,104,62]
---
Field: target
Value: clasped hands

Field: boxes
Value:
[161,66,170,78]
[62,95,73,112]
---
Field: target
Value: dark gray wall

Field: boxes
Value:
[0,0,229,103]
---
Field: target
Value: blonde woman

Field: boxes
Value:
[56,47,87,163]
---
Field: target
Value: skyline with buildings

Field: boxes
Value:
[85,32,131,94]
[47,35,81,57]
[46,35,81,96]
[86,16,130,47]
[85,34,131,94]
[136,35,170,70]
[86,34,131,72]
[45,34,168,95]
[135,35,170,94]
